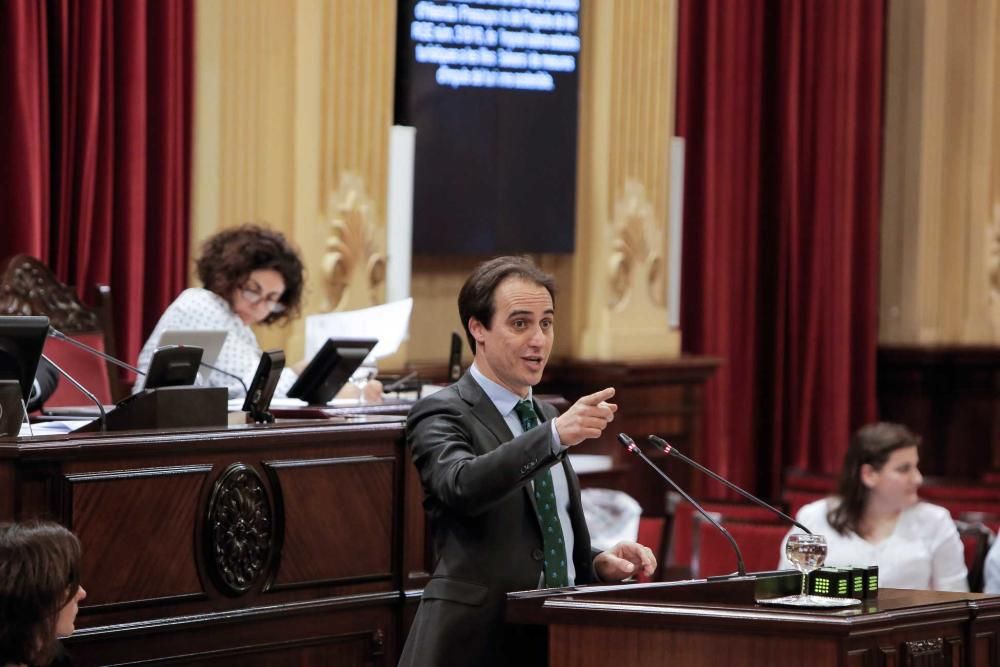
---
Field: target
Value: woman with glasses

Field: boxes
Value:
[137,224,379,401]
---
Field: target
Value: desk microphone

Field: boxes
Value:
[617,433,746,577]
[646,435,812,535]
[198,360,249,397]
[47,327,145,376]
[40,353,106,431]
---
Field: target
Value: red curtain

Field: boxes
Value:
[677,0,883,498]
[0,0,193,369]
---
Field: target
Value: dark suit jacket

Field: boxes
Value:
[399,372,595,667]
[27,358,58,412]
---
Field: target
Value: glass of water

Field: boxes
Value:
[785,533,827,601]
[349,363,378,405]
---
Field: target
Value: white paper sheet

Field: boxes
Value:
[305,298,413,362]
[18,420,90,437]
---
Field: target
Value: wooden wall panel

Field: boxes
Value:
[66,465,212,607]
[265,456,396,587]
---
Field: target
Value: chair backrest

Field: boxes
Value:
[690,515,789,578]
[0,255,120,405]
[666,491,776,567]
[955,519,996,593]
[784,469,837,493]
[782,488,828,518]
[636,516,665,583]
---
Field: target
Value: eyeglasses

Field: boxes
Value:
[240,279,287,314]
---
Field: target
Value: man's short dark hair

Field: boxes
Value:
[458,256,556,353]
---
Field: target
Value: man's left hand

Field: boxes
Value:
[594,541,657,582]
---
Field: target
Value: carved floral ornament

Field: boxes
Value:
[321,173,386,310]
[204,463,274,596]
[607,179,667,311]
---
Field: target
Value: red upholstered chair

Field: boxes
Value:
[784,469,837,493]
[636,516,665,583]
[782,488,828,518]
[954,520,995,593]
[0,255,122,406]
[666,491,775,568]
[690,515,790,578]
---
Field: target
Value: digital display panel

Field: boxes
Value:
[396,0,582,254]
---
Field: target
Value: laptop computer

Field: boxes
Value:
[156,330,228,367]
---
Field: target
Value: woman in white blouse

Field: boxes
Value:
[779,423,968,591]
[137,224,380,401]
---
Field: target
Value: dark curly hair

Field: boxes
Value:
[195,224,305,326]
[0,521,82,666]
[828,422,922,535]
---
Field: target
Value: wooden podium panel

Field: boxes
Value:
[0,416,409,666]
[508,574,1000,667]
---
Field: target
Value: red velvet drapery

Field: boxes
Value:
[0,0,193,369]
[677,0,883,498]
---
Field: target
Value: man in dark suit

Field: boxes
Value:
[399,256,656,667]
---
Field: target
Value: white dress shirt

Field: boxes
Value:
[136,288,298,399]
[468,362,577,585]
[984,539,1000,594]
[779,498,969,592]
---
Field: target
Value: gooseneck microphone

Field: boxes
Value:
[199,360,249,396]
[40,353,106,431]
[646,435,813,535]
[617,433,746,577]
[47,327,146,376]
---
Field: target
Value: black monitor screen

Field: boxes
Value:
[287,338,377,405]
[395,0,581,255]
[242,349,286,416]
[0,315,50,402]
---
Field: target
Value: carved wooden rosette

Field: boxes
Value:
[0,255,100,333]
[608,180,667,312]
[204,463,275,596]
[321,173,386,311]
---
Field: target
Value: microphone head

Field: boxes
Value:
[647,434,672,455]
[616,433,638,453]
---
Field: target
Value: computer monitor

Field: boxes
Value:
[242,349,285,422]
[0,315,50,403]
[156,330,228,367]
[287,338,377,405]
[144,345,203,389]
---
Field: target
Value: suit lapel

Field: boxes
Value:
[456,372,514,447]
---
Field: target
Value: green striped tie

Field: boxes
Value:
[514,399,569,588]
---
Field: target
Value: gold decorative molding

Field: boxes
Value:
[571,0,680,360]
[608,179,666,311]
[321,173,386,311]
[880,0,1000,345]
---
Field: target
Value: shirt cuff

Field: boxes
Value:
[549,419,567,455]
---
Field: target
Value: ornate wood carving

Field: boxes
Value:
[608,180,666,311]
[204,462,275,596]
[903,637,944,667]
[0,255,100,332]
[321,173,386,310]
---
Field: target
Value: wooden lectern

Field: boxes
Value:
[507,572,1000,666]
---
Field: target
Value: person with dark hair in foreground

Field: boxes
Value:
[0,521,86,666]
[399,256,656,667]
[779,422,967,591]
[135,224,380,401]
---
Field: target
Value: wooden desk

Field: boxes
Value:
[0,416,412,666]
[507,573,1000,666]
